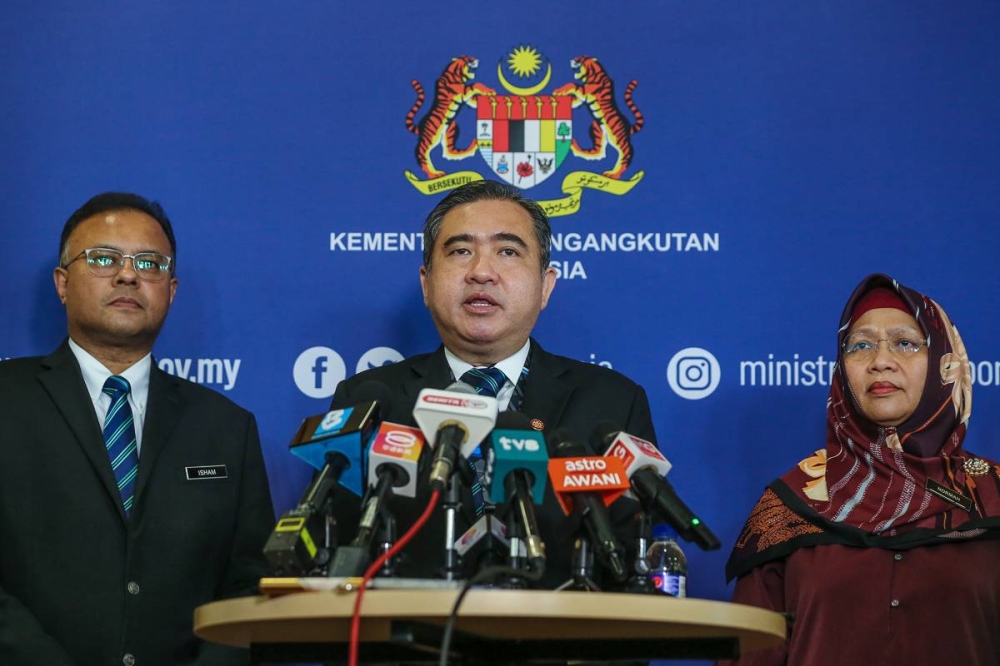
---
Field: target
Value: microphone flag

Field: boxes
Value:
[289,401,381,497]
[367,422,425,498]
[547,456,631,515]
[605,431,672,501]
[483,428,548,505]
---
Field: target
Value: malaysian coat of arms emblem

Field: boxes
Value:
[403,46,645,216]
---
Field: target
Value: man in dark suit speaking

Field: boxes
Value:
[331,180,657,588]
[0,193,274,665]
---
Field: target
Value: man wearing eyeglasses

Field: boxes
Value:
[0,193,274,665]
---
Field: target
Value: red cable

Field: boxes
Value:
[348,489,441,666]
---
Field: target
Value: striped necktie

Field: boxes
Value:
[460,366,508,398]
[459,366,508,517]
[102,376,140,517]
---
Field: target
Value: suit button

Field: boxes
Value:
[894,553,903,561]
[127,581,140,595]
[123,653,136,666]
[890,599,900,608]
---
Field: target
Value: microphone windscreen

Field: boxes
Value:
[588,421,622,453]
[332,379,394,416]
[548,428,591,457]
[445,380,476,394]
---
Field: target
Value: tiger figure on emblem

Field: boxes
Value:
[405,55,496,179]
[553,56,644,179]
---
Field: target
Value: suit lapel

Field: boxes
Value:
[134,365,184,506]
[519,340,573,434]
[38,342,127,521]
[400,347,453,413]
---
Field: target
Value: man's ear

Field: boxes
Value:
[539,266,557,310]
[53,267,68,305]
[419,265,429,307]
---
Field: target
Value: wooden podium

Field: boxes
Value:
[195,579,785,663]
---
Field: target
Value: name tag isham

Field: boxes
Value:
[185,465,228,481]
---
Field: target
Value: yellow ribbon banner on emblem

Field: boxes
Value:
[403,169,644,218]
[403,170,484,195]
[539,171,645,217]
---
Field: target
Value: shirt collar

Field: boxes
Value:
[67,338,152,415]
[444,339,530,388]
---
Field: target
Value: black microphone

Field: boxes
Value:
[481,411,549,574]
[327,421,427,577]
[591,422,720,551]
[547,429,628,582]
[263,381,391,575]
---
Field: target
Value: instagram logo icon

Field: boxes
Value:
[667,347,721,400]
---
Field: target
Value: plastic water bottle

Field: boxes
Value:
[646,524,687,597]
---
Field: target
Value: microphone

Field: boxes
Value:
[591,422,720,551]
[367,422,426,499]
[289,380,394,496]
[412,381,498,491]
[263,382,391,575]
[547,429,629,582]
[328,422,427,577]
[481,411,549,571]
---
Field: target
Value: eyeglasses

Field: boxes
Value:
[842,333,927,360]
[62,248,173,282]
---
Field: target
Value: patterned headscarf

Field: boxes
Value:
[727,274,1000,581]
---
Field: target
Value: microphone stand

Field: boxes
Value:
[556,537,602,592]
[501,506,528,589]
[327,470,397,577]
[627,511,656,594]
[440,454,475,581]
[498,477,546,588]
[377,513,398,577]
[441,475,462,581]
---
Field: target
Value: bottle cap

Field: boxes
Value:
[652,524,678,541]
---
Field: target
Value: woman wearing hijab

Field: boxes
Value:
[724,274,1000,665]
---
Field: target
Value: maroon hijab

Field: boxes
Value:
[727,274,1000,581]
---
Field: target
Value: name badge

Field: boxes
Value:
[926,478,972,512]
[185,465,228,481]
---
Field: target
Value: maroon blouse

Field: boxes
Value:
[725,540,1000,665]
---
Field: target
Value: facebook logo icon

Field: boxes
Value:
[312,356,328,389]
[293,347,346,399]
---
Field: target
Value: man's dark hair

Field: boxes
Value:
[422,180,551,272]
[60,192,177,270]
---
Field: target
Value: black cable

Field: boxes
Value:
[437,564,543,666]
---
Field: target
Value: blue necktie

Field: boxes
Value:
[459,366,508,517]
[461,366,508,399]
[102,376,140,517]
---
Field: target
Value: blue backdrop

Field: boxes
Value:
[3,0,999,624]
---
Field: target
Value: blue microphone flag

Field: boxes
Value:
[288,401,380,496]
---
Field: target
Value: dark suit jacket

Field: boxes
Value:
[329,340,657,588]
[0,342,274,666]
